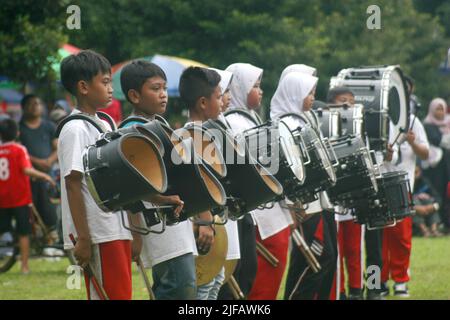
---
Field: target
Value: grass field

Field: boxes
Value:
[1,236,449,300]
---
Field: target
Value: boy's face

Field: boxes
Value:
[82,72,113,109]
[247,80,263,110]
[334,93,355,106]
[302,87,316,111]
[201,86,223,120]
[24,97,43,118]
[132,77,168,116]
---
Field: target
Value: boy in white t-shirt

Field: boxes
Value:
[58,50,139,300]
[119,60,194,300]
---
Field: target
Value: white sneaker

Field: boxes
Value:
[393,282,410,298]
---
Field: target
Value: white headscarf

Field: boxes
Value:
[209,68,233,94]
[270,72,318,119]
[225,63,263,109]
[279,64,317,82]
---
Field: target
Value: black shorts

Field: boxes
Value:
[0,206,32,236]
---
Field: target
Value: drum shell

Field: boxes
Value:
[353,171,413,227]
[83,133,167,212]
[327,137,377,201]
[203,119,284,215]
[138,120,227,219]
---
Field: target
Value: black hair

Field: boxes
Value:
[404,75,415,93]
[120,60,167,103]
[179,67,221,110]
[326,86,354,103]
[60,49,111,96]
[20,94,38,109]
[0,118,18,142]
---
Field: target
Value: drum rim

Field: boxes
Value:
[277,120,306,184]
[178,123,228,178]
[203,119,247,157]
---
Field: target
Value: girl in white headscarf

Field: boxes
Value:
[226,63,263,110]
[270,72,318,119]
[279,64,317,82]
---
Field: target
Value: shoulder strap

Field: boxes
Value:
[55,114,106,138]
[96,111,117,131]
[118,116,149,129]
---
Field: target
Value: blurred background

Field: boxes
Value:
[0,0,449,124]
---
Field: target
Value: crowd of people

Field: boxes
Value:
[0,49,449,300]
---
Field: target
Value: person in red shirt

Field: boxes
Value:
[0,119,54,274]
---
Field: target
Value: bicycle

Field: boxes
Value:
[0,203,76,273]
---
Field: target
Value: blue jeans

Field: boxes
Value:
[152,253,197,300]
[197,267,225,300]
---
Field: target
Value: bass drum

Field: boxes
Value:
[330,65,410,151]
[278,113,337,203]
[83,131,168,212]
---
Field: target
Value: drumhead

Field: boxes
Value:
[383,67,409,138]
[278,120,305,183]
[279,113,336,184]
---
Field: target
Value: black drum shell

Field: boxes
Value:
[83,133,167,212]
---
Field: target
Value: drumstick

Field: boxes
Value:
[256,241,279,267]
[292,229,321,273]
[136,257,156,300]
[228,275,245,300]
[69,234,109,300]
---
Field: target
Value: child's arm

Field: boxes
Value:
[23,167,55,187]
[65,170,92,266]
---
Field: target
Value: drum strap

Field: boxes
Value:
[118,116,149,128]
[55,113,110,138]
[96,111,117,131]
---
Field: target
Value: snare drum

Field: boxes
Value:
[353,170,413,229]
[278,113,337,203]
[313,108,342,140]
[327,136,378,204]
[240,120,305,201]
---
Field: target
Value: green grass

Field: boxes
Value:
[1,235,449,300]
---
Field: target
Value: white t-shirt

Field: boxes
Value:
[252,201,293,240]
[139,207,197,267]
[58,109,132,250]
[224,219,240,260]
[385,116,429,190]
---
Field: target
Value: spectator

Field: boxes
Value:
[19,94,60,249]
[423,98,450,232]
[413,165,442,237]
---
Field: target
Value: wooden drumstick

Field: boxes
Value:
[228,275,245,300]
[256,241,279,268]
[69,234,109,300]
[136,257,156,300]
[292,229,321,273]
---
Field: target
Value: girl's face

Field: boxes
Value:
[247,79,263,110]
[221,89,231,112]
[434,104,445,121]
[302,86,316,111]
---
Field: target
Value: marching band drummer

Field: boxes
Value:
[381,105,429,298]
[270,70,338,300]
[326,87,365,300]
[119,61,194,300]
[178,66,226,300]
[218,62,264,299]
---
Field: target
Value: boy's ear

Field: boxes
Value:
[77,80,89,96]
[198,96,207,111]
[127,89,140,104]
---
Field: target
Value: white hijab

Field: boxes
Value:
[279,64,317,82]
[270,72,318,119]
[209,68,233,94]
[225,63,263,109]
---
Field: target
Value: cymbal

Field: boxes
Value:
[223,259,238,284]
[195,216,228,286]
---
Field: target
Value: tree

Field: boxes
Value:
[0,0,68,89]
